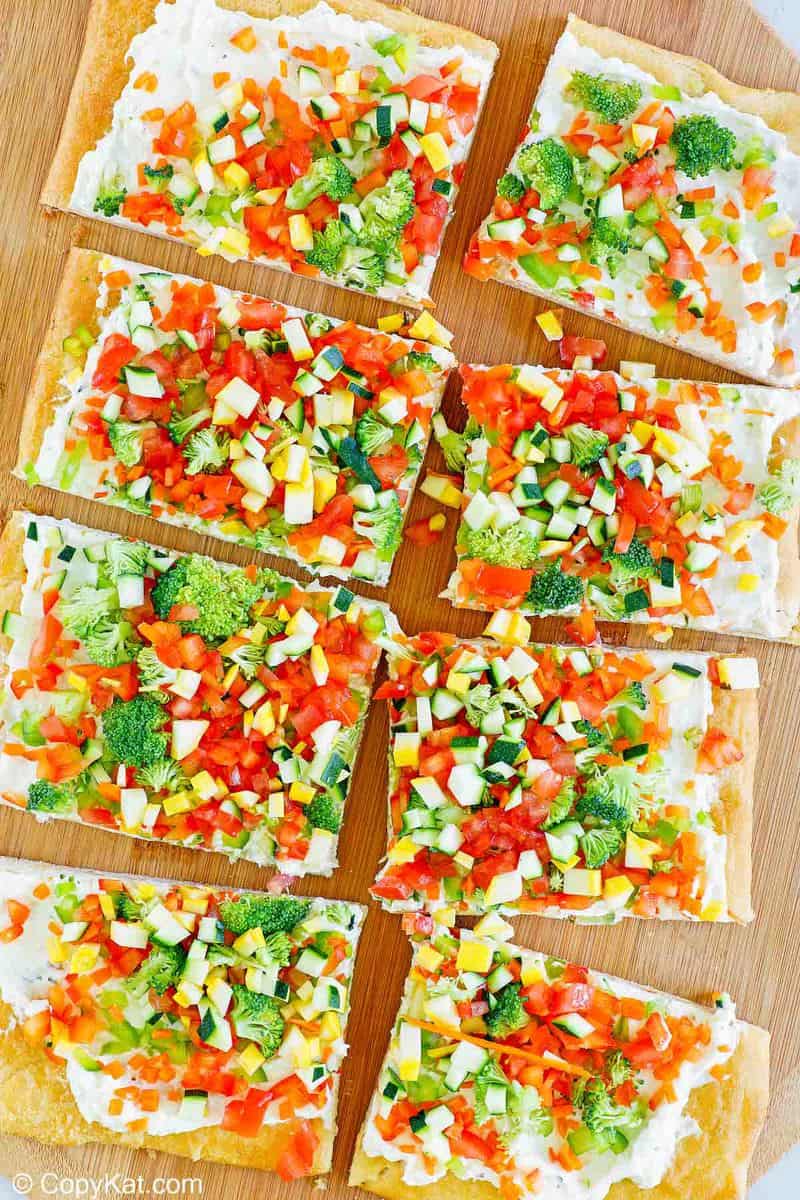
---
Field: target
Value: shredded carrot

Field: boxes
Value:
[404,1019,590,1078]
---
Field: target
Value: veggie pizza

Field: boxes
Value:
[444,363,800,640]
[0,857,364,1179]
[20,250,454,585]
[0,513,391,876]
[371,631,758,923]
[350,921,769,1200]
[43,0,497,305]
[464,14,800,385]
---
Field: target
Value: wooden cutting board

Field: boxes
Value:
[1,0,799,1195]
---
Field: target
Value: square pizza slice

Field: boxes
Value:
[0,512,392,876]
[464,14,800,385]
[0,856,364,1179]
[19,249,455,586]
[371,629,758,923]
[350,921,769,1200]
[444,363,800,641]
[44,0,497,306]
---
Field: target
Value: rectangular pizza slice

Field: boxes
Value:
[19,249,455,587]
[463,13,800,386]
[43,0,497,306]
[444,363,800,641]
[0,512,393,876]
[350,922,769,1200]
[371,629,758,923]
[0,856,364,1178]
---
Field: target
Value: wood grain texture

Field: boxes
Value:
[0,0,798,1195]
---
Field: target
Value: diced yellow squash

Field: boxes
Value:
[456,939,493,975]
[388,836,419,865]
[219,227,250,257]
[419,132,451,172]
[238,1043,266,1075]
[378,312,405,333]
[289,780,315,805]
[483,610,531,646]
[421,472,462,508]
[393,732,420,767]
[223,162,251,192]
[535,310,563,341]
[416,944,445,973]
[288,213,313,251]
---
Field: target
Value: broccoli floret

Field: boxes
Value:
[605,1049,633,1087]
[94,173,127,218]
[516,138,574,210]
[548,863,565,892]
[433,413,480,473]
[575,766,639,830]
[496,173,526,203]
[102,696,168,768]
[588,216,631,267]
[306,219,350,277]
[473,1059,511,1125]
[500,1082,554,1147]
[261,931,294,967]
[168,406,211,445]
[152,556,266,643]
[107,420,145,468]
[485,983,527,1040]
[526,564,584,613]
[580,1078,645,1136]
[587,585,626,622]
[126,944,186,997]
[565,422,610,469]
[183,427,230,475]
[602,537,658,587]
[306,313,334,337]
[355,410,393,455]
[579,826,623,868]
[757,458,800,515]
[670,115,737,178]
[406,350,440,373]
[105,540,151,581]
[591,217,630,252]
[230,985,285,1057]
[114,892,143,921]
[135,645,176,692]
[285,155,355,209]
[306,790,344,834]
[542,777,576,829]
[82,617,135,667]
[218,895,311,936]
[143,163,174,191]
[567,72,643,123]
[27,779,75,814]
[150,559,189,621]
[58,586,119,639]
[460,524,541,569]
[609,681,647,711]
[136,758,188,793]
[463,684,503,728]
[353,494,403,561]
[340,244,387,292]
[358,169,416,254]
[221,640,269,680]
[574,720,607,749]
[252,510,294,555]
